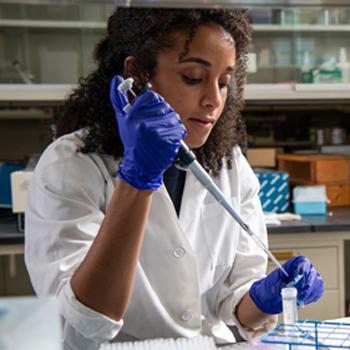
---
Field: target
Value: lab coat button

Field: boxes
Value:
[173,247,186,258]
[181,311,193,321]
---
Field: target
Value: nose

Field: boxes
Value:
[200,80,223,111]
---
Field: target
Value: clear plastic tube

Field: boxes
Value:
[281,287,298,324]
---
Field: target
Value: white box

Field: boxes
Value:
[10,171,33,213]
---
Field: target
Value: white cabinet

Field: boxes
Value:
[268,231,346,321]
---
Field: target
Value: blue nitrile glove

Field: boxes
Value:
[110,75,187,190]
[249,256,324,314]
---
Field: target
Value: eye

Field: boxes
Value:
[218,82,229,90]
[218,78,232,90]
[181,74,203,85]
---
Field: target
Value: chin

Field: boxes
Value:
[184,136,209,149]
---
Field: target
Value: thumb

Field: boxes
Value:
[110,75,129,115]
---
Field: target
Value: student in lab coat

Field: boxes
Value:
[25,8,323,350]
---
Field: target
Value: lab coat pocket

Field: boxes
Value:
[201,197,240,268]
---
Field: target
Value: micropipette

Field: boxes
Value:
[117,77,289,277]
[176,142,289,277]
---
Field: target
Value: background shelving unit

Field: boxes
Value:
[0,3,348,161]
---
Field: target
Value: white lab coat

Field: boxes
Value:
[25,130,275,350]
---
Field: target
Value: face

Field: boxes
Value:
[150,23,236,148]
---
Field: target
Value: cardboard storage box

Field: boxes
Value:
[326,181,350,207]
[293,185,327,215]
[255,170,289,213]
[247,148,283,167]
[277,154,350,184]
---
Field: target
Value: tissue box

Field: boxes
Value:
[256,171,290,213]
[293,185,327,215]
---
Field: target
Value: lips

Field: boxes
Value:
[188,117,215,130]
[190,117,215,124]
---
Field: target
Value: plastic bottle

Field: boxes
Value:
[300,51,313,83]
[281,287,298,324]
[337,48,350,83]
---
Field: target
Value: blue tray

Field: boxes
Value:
[260,320,350,349]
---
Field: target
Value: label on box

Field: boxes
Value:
[256,171,289,213]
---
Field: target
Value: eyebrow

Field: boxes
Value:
[178,57,235,72]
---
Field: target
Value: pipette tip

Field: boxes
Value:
[281,266,289,277]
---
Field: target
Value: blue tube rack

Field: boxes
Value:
[260,320,350,349]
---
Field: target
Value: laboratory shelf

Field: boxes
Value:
[10,0,348,8]
[0,19,106,29]
[245,84,350,102]
[2,84,350,104]
[253,24,350,32]
[0,84,74,103]
[2,20,350,32]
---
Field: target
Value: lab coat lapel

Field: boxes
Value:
[179,170,209,233]
[122,185,202,338]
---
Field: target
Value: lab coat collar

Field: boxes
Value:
[157,170,209,234]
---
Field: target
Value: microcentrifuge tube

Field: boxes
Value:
[281,287,298,324]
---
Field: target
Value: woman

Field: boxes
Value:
[25,8,323,350]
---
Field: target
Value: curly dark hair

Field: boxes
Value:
[55,8,251,176]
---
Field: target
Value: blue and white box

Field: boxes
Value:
[0,163,26,207]
[256,171,290,213]
[293,185,327,215]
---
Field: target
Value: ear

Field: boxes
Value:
[123,55,146,93]
[123,56,136,77]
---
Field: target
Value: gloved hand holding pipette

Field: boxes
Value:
[110,75,187,190]
[249,255,324,314]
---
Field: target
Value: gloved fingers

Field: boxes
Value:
[297,270,324,305]
[135,135,179,171]
[249,278,283,314]
[141,111,183,131]
[131,89,165,111]
[110,75,129,114]
[282,256,311,283]
[139,118,186,144]
[157,123,187,144]
[295,257,311,276]
[134,104,175,121]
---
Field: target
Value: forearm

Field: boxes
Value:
[71,179,153,321]
[235,292,277,331]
